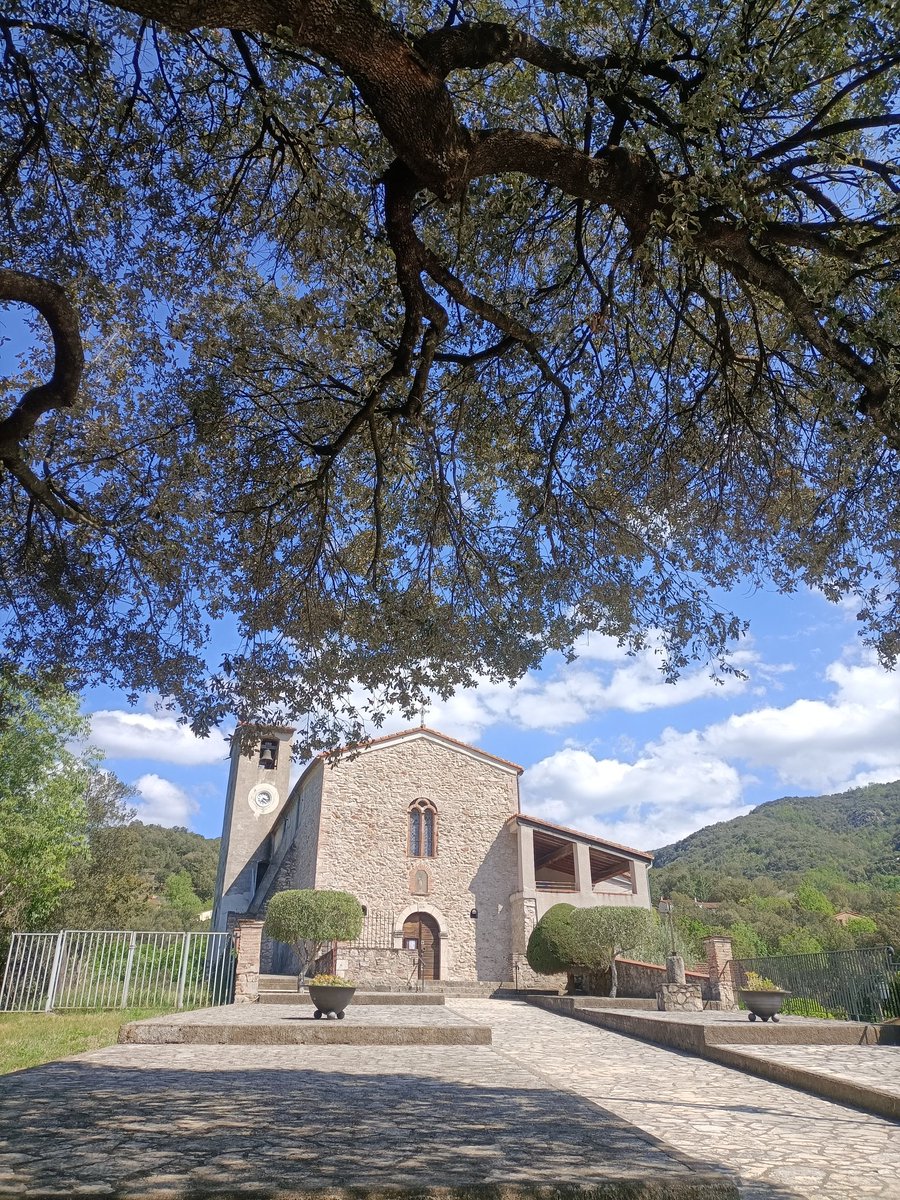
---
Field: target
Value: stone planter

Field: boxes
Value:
[308,983,356,1019]
[740,988,790,1022]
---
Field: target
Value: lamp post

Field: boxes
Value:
[658,898,677,956]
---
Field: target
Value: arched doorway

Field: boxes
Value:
[402,911,441,980]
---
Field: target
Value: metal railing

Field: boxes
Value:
[348,910,396,949]
[733,945,899,1023]
[406,948,427,991]
[0,930,235,1013]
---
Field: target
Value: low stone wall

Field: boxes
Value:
[335,945,419,988]
[588,958,710,1000]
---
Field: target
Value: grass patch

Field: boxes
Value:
[0,1008,173,1075]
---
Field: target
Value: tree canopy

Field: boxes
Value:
[0,672,91,941]
[1,0,898,749]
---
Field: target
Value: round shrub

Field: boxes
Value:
[264,888,363,980]
[526,903,578,975]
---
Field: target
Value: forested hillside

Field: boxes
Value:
[655,781,900,880]
[52,812,221,933]
[130,823,220,910]
[650,782,900,962]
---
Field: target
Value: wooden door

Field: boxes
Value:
[402,912,441,980]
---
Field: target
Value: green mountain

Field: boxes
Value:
[653,780,900,883]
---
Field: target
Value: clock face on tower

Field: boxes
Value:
[248,783,279,815]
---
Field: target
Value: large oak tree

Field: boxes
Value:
[1,0,898,749]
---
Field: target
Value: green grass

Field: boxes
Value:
[0,1008,173,1075]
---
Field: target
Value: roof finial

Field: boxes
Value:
[419,701,427,728]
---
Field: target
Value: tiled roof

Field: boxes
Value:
[514,813,653,861]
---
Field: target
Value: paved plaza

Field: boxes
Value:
[463,999,900,1200]
[0,998,898,1199]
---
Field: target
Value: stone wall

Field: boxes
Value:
[656,981,704,1011]
[588,957,711,999]
[233,918,264,1003]
[293,766,325,889]
[335,946,419,988]
[312,732,521,982]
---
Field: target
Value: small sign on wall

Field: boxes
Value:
[404,938,419,950]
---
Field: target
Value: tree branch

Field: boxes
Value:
[0,268,84,454]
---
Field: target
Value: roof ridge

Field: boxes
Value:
[319,725,523,773]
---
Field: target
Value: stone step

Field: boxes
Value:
[575,996,659,1010]
[119,1005,491,1047]
[120,1020,492,1047]
[258,974,534,999]
[258,990,446,1006]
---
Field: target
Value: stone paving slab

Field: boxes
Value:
[526,996,899,1119]
[0,1041,736,1199]
[119,1002,490,1046]
[451,998,900,1200]
[710,1042,900,1123]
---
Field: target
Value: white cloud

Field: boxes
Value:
[133,773,199,827]
[698,654,900,790]
[91,710,229,765]
[519,650,900,850]
[346,633,772,745]
[521,742,749,851]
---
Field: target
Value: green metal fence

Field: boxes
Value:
[733,945,899,1022]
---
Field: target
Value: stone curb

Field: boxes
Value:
[526,996,898,1124]
[7,1179,740,1199]
[118,1021,492,1047]
[258,991,447,1006]
[528,996,883,1046]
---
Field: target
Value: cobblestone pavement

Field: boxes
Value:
[446,999,900,1200]
[2,1000,898,1200]
[727,1042,900,1098]
[0,1042,723,1198]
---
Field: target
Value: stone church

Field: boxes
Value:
[212,725,652,986]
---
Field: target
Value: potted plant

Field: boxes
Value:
[263,888,364,1016]
[740,971,791,1022]
[307,973,357,1019]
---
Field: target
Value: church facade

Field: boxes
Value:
[212,725,652,985]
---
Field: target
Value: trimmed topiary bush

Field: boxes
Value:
[569,906,656,997]
[264,889,363,986]
[526,903,578,976]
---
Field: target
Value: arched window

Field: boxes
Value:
[408,798,438,857]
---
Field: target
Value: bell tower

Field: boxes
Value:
[212,724,294,930]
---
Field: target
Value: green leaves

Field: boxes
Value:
[0,672,92,936]
[263,888,364,948]
[0,1,897,742]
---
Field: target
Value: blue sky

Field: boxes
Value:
[85,584,900,852]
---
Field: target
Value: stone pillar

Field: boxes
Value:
[233,918,264,1004]
[574,842,593,896]
[517,824,536,892]
[704,935,737,1010]
[666,954,686,984]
